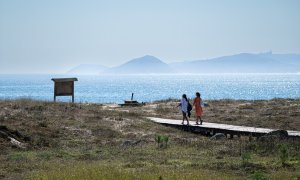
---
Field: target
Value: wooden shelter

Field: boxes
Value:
[51,78,78,102]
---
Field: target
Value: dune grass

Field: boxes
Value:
[0,99,300,179]
[30,162,237,180]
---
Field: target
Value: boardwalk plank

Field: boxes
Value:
[147,117,300,137]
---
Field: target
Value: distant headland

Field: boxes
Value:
[67,52,300,74]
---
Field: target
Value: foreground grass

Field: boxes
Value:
[30,162,236,180]
[0,99,300,179]
[4,141,300,179]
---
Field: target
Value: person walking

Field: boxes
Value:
[193,92,203,125]
[178,94,190,125]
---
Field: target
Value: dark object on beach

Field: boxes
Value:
[259,130,289,142]
[266,130,289,138]
[203,102,209,107]
[119,93,145,107]
[51,78,78,103]
[264,130,289,139]
[210,133,226,140]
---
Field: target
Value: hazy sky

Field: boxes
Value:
[0,0,300,74]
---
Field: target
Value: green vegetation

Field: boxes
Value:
[0,99,299,179]
[279,144,289,166]
[29,161,236,180]
[155,134,169,148]
[241,152,251,166]
[251,170,267,180]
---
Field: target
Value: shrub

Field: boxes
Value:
[251,170,267,180]
[279,144,289,166]
[163,136,169,148]
[241,152,251,166]
[155,134,169,149]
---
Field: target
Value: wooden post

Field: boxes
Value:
[249,135,253,141]
[54,84,57,102]
[72,81,74,103]
[131,93,134,101]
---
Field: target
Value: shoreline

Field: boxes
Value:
[1,97,300,105]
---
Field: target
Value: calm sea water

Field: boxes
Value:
[0,74,299,103]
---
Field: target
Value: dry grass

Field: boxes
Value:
[0,99,299,179]
[133,98,300,130]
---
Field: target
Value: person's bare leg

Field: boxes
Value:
[200,117,203,125]
[182,113,185,125]
[196,116,199,125]
[187,116,190,126]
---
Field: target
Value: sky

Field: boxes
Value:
[0,0,300,74]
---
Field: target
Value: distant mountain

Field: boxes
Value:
[67,64,107,75]
[170,52,300,73]
[260,53,300,66]
[67,53,300,74]
[103,55,175,74]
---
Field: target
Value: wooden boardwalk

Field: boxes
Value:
[148,117,300,138]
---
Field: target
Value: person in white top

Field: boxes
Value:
[177,94,190,125]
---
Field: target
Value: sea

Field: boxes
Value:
[0,74,299,104]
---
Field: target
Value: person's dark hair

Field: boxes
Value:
[182,94,188,101]
[196,92,201,97]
